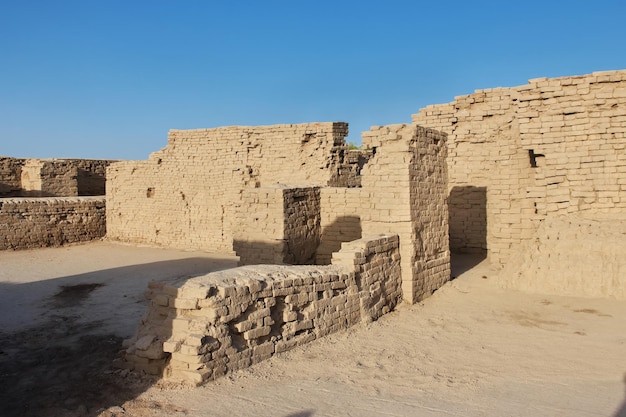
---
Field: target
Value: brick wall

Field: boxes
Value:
[119,234,401,384]
[0,157,25,197]
[107,123,349,253]
[317,188,364,264]
[0,197,106,250]
[233,186,321,265]
[316,124,450,303]
[413,70,626,267]
[360,124,450,302]
[1,157,112,197]
[500,214,626,299]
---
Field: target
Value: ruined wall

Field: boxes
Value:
[317,188,364,265]
[360,125,450,302]
[119,234,400,384]
[0,197,106,250]
[107,123,349,253]
[0,157,25,197]
[233,186,321,265]
[39,160,79,196]
[413,70,626,267]
[2,157,112,197]
[328,149,373,187]
[316,124,450,303]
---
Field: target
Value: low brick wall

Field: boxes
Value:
[0,197,106,250]
[120,234,401,384]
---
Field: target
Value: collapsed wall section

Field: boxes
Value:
[106,123,348,253]
[119,234,401,384]
[0,197,106,250]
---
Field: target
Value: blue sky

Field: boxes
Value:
[1,0,625,160]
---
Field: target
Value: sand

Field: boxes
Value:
[0,241,625,417]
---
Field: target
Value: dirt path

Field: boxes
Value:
[1,242,625,417]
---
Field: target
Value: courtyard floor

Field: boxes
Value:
[0,241,625,417]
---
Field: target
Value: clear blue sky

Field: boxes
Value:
[1,0,625,160]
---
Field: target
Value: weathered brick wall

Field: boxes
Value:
[0,157,25,197]
[2,157,112,197]
[107,123,349,253]
[233,186,321,265]
[119,234,401,384]
[316,124,450,303]
[317,188,364,264]
[413,70,626,267]
[328,149,373,187]
[360,124,450,302]
[40,160,79,197]
[0,197,106,250]
[500,215,626,299]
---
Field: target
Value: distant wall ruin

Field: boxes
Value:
[0,157,113,198]
[0,197,106,250]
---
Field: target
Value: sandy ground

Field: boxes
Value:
[1,241,625,417]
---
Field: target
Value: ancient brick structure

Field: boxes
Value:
[413,70,626,267]
[0,197,106,250]
[233,186,322,265]
[108,122,450,304]
[0,157,25,197]
[120,234,401,384]
[106,123,350,253]
[0,157,113,197]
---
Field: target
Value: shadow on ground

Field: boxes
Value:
[450,252,487,278]
[0,255,237,417]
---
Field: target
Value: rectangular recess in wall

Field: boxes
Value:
[528,149,544,168]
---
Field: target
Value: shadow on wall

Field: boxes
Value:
[449,186,487,277]
[77,169,106,196]
[316,215,362,265]
[0,255,237,417]
[615,375,626,417]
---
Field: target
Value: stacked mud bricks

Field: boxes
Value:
[107,123,349,253]
[108,121,451,304]
[0,197,106,250]
[0,157,112,250]
[413,70,626,267]
[320,124,450,302]
[233,186,321,265]
[120,234,401,384]
[0,157,112,198]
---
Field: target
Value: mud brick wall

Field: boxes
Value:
[360,124,450,302]
[317,188,364,264]
[107,123,349,253]
[413,69,626,267]
[4,158,113,197]
[0,197,106,250]
[234,186,321,265]
[39,160,79,197]
[315,124,450,303]
[328,149,373,187]
[500,214,626,299]
[0,157,25,197]
[120,234,401,384]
